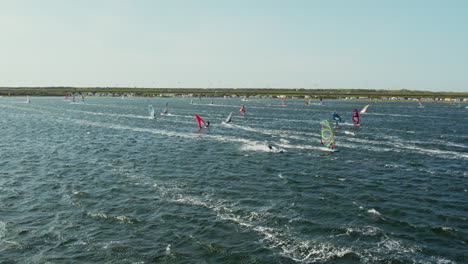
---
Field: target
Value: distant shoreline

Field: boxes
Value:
[0,87,467,100]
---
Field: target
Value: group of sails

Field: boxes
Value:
[144,99,371,153]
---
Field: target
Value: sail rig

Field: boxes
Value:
[352,109,361,125]
[281,99,286,106]
[239,105,246,115]
[161,103,168,115]
[418,102,424,108]
[333,112,342,128]
[321,120,337,151]
[148,105,156,119]
[194,114,208,129]
[225,112,233,123]
[360,104,370,114]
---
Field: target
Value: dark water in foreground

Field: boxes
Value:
[0,97,466,263]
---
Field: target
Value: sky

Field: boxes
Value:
[0,0,467,92]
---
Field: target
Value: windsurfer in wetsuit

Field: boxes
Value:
[332,112,342,127]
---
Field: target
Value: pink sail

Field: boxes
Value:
[352,109,360,125]
[281,99,286,106]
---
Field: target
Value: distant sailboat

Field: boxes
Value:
[190,99,193,104]
[210,99,213,105]
[360,104,370,114]
[148,105,156,119]
[81,95,85,103]
[352,109,361,126]
[418,102,425,108]
[239,105,246,115]
[25,96,30,104]
[281,98,286,106]
[242,97,248,101]
[64,94,70,101]
[320,120,338,152]
[305,98,309,105]
[224,112,233,124]
[161,103,168,115]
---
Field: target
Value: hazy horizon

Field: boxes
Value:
[1,0,467,92]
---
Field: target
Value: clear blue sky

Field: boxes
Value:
[1,0,467,92]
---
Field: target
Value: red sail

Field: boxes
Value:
[239,105,245,115]
[194,114,206,128]
[352,109,360,125]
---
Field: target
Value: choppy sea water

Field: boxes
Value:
[0,97,466,264]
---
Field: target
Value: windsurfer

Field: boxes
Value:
[268,145,284,153]
[333,112,342,128]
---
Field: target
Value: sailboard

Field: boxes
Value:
[320,120,338,152]
[332,112,342,128]
[25,96,30,104]
[352,109,361,126]
[281,98,286,106]
[360,104,370,114]
[161,103,168,115]
[239,105,246,115]
[224,112,233,124]
[305,98,309,105]
[194,114,209,129]
[72,95,76,102]
[418,102,424,108]
[148,105,156,119]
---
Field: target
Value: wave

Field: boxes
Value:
[0,221,6,238]
[86,212,139,224]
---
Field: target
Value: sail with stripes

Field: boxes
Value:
[320,120,337,151]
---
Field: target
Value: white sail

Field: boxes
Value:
[225,112,233,123]
[161,103,168,115]
[148,105,156,119]
[360,104,370,114]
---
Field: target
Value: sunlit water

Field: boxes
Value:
[0,97,466,263]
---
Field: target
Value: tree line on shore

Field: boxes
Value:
[0,87,466,99]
